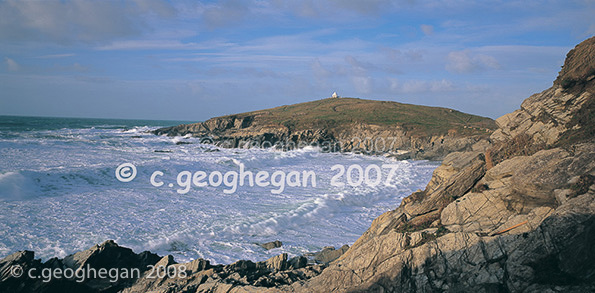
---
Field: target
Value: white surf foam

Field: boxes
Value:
[0,124,440,264]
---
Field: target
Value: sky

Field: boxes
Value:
[0,0,594,121]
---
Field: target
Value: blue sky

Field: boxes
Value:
[1,0,593,121]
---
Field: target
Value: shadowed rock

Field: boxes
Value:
[0,240,161,293]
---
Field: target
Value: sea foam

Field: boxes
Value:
[0,118,439,264]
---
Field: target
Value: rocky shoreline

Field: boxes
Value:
[153,124,490,161]
[2,37,594,292]
[152,97,496,161]
[0,240,343,292]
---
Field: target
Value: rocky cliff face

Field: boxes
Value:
[156,119,486,160]
[2,38,593,293]
[292,36,595,293]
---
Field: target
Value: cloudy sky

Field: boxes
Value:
[1,0,593,121]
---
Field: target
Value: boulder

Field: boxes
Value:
[258,240,283,250]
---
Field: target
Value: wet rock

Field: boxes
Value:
[258,240,282,250]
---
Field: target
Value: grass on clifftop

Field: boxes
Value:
[221,97,496,137]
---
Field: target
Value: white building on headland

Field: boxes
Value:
[331,92,339,98]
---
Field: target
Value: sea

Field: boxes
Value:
[0,115,440,264]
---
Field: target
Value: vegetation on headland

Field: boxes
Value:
[209,97,496,137]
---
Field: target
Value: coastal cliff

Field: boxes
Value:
[292,36,595,292]
[1,37,593,292]
[153,97,496,160]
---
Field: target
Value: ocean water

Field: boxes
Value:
[0,115,440,264]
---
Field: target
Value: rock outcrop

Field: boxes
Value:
[121,252,325,292]
[0,240,161,293]
[0,241,328,293]
[258,240,283,250]
[304,245,350,265]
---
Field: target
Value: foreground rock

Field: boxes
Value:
[0,240,161,293]
[0,241,331,293]
[122,253,324,292]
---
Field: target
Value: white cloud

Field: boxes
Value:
[226,29,347,53]
[97,40,233,51]
[381,48,424,64]
[446,50,500,73]
[345,55,373,75]
[200,0,250,29]
[35,54,75,59]
[446,51,475,73]
[266,0,412,20]
[5,57,19,71]
[351,76,372,94]
[388,78,454,94]
[167,54,310,65]
[328,0,397,15]
[311,58,331,79]
[474,54,500,69]
[0,0,174,44]
[420,24,434,35]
